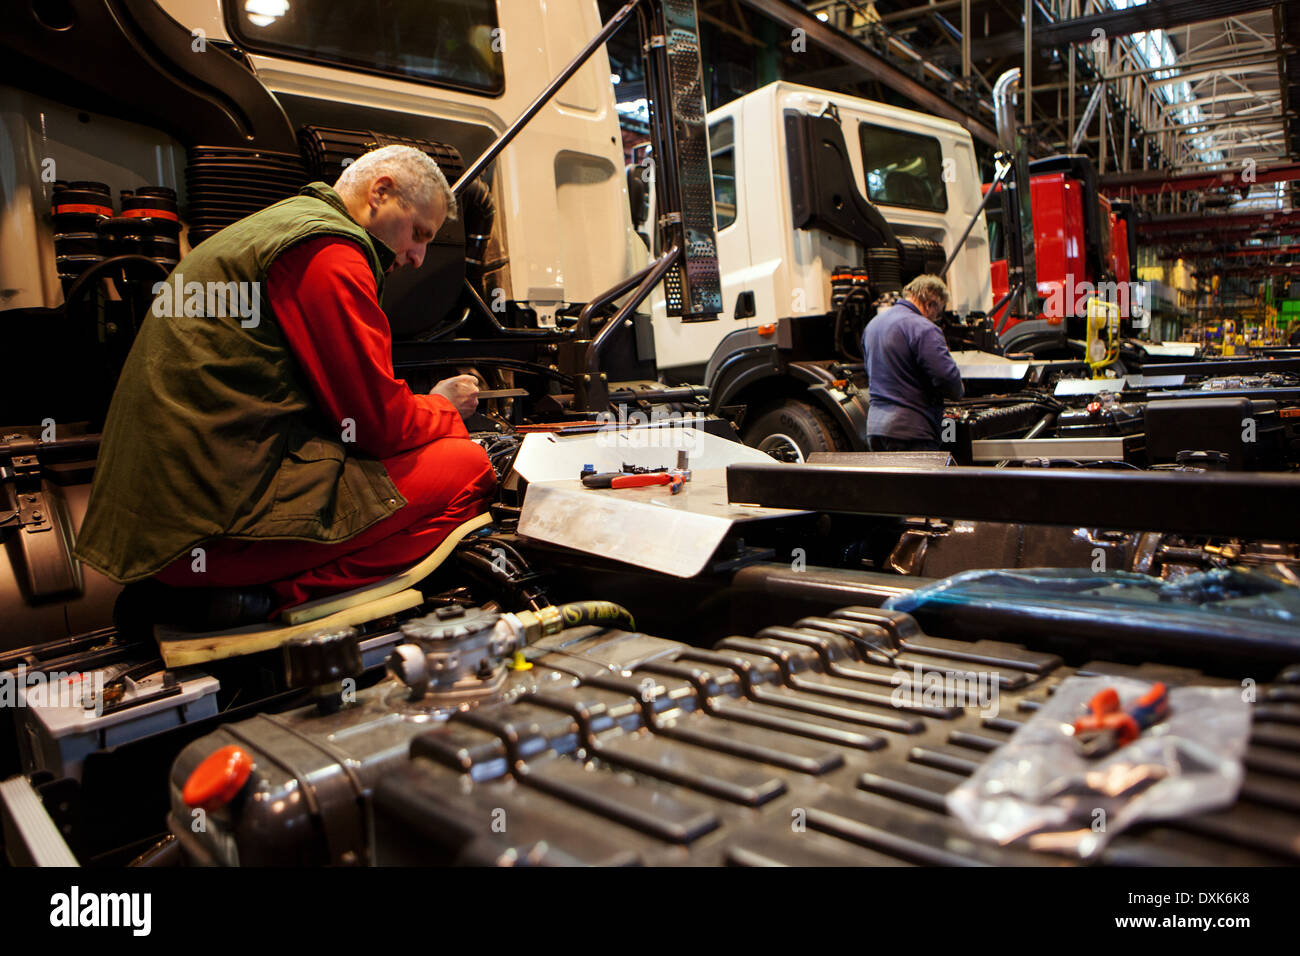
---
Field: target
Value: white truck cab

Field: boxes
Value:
[643,81,993,456]
[2,0,646,322]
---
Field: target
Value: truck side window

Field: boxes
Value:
[227,0,504,95]
[858,123,948,212]
[985,207,1005,260]
[709,119,737,230]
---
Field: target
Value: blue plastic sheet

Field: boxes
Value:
[885,566,1300,641]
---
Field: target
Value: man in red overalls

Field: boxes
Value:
[90,146,496,631]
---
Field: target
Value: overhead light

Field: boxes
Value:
[245,0,289,27]
[817,11,829,21]
[611,74,621,85]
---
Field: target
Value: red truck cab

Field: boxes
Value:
[986,154,1133,355]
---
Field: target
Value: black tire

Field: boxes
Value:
[742,400,847,462]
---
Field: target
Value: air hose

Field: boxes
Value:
[508,601,636,643]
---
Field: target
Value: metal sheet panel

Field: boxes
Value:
[950,350,1033,381]
[510,425,773,484]
[970,437,1132,461]
[518,470,803,577]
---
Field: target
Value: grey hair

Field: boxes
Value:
[904,274,950,311]
[334,144,458,221]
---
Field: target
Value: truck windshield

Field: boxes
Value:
[858,123,948,212]
[227,0,504,96]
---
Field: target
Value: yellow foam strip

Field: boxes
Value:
[281,510,494,626]
[157,588,424,667]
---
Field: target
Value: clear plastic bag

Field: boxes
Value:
[946,675,1252,858]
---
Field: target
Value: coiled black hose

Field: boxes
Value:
[461,177,495,271]
[833,285,870,360]
[457,538,550,612]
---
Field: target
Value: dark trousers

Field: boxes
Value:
[868,435,941,452]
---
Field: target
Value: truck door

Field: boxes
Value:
[710,116,753,328]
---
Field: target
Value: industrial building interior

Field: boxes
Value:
[611,0,1300,342]
[0,0,1298,885]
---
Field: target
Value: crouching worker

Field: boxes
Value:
[74,146,497,631]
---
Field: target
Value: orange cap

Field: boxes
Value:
[183,745,253,811]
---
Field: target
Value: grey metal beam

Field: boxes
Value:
[961,0,971,82]
[970,437,1133,461]
[929,0,1277,65]
[880,0,965,23]
[726,462,1300,541]
[1071,82,1104,152]
[1102,159,1300,193]
[1098,51,1275,83]
[1068,0,1076,144]
[738,0,1000,146]
[1147,109,1284,134]
[1024,0,1032,130]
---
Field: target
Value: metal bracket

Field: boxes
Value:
[17,492,52,534]
[644,34,666,50]
[3,476,79,597]
[3,448,52,533]
[10,453,39,482]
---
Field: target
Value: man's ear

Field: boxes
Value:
[370,175,396,207]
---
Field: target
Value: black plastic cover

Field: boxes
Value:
[785,110,899,253]
[0,0,297,153]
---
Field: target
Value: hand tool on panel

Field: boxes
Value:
[580,453,691,493]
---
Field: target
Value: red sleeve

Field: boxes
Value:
[267,236,467,458]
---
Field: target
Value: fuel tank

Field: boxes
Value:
[167,600,1300,866]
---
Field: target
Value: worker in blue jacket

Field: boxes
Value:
[863,274,964,451]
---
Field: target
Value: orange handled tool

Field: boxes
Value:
[610,473,674,489]
[1072,683,1169,758]
[582,462,691,492]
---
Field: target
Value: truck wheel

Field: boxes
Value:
[743,400,846,462]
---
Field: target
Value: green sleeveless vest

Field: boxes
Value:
[74,183,408,584]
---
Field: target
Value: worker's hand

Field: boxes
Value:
[430,374,480,418]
